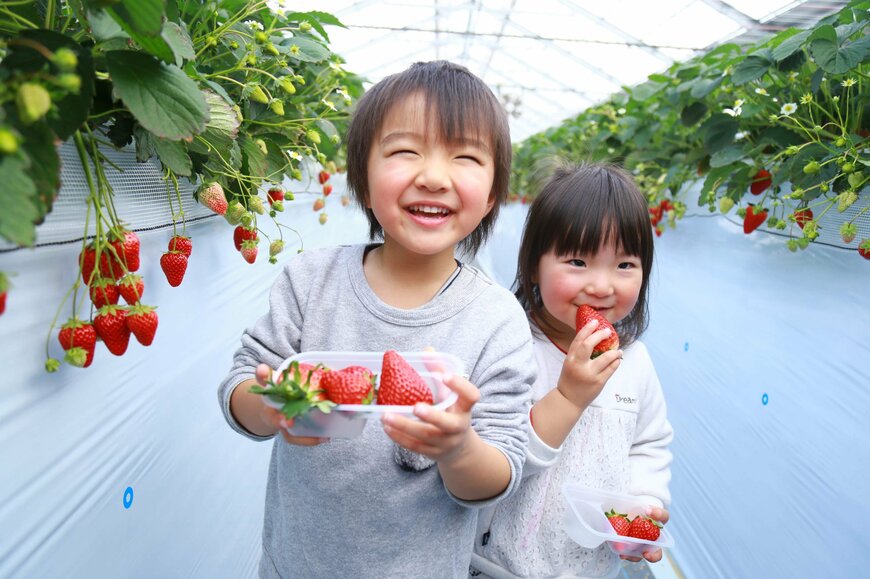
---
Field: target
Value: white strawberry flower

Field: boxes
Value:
[781,103,797,116]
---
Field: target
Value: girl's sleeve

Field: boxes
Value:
[217,264,306,441]
[628,343,674,508]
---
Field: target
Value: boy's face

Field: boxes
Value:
[366,93,496,258]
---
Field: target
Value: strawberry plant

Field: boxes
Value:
[0,1,362,370]
[510,2,869,260]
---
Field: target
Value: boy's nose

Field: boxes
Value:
[414,160,450,192]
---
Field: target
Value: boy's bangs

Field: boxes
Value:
[424,88,497,151]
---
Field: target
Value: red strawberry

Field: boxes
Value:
[321,366,376,405]
[118,274,144,304]
[743,205,768,234]
[313,198,324,212]
[112,230,140,272]
[605,509,631,536]
[294,362,329,401]
[0,290,6,316]
[233,226,258,251]
[322,183,333,197]
[575,305,619,358]
[627,515,662,542]
[79,245,97,285]
[160,251,188,287]
[58,317,97,367]
[89,278,120,309]
[250,360,336,418]
[267,187,284,206]
[794,208,813,230]
[318,170,330,184]
[168,235,192,257]
[98,245,125,281]
[93,305,130,356]
[859,239,870,260]
[126,305,158,346]
[750,169,772,195]
[240,239,258,264]
[377,350,434,405]
[198,182,228,215]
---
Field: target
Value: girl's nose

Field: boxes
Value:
[415,159,450,192]
[584,272,614,297]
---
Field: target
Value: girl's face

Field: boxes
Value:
[534,241,643,342]
[365,93,496,258]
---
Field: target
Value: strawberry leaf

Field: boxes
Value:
[0,156,39,246]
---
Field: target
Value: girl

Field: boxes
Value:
[219,61,535,578]
[471,162,673,578]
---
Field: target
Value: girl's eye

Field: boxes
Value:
[568,259,586,267]
[618,261,640,270]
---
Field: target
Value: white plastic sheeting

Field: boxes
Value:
[2,174,869,577]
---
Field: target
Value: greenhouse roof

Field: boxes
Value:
[285,0,849,142]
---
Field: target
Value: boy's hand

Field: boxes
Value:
[557,318,622,411]
[381,372,478,464]
[255,363,329,447]
[620,506,670,563]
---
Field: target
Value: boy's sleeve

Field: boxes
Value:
[217,264,306,441]
[628,344,674,508]
[450,298,535,507]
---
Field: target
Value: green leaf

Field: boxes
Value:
[689,76,722,99]
[731,54,772,85]
[106,51,209,141]
[699,113,739,155]
[283,10,348,43]
[282,36,331,63]
[771,30,810,61]
[162,21,196,67]
[0,156,39,247]
[629,80,664,102]
[107,0,164,37]
[710,145,745,168]
[152,136,192,176]
[202,89,240,139]
[680,101,707,126]
[19,123,60,217]
[810,31,870,74]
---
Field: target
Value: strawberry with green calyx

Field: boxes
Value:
[378,350,434,405]
[168,235,192,257]
[234,226,258,251]
[225,200,246,225]
[627,515,662,542]
[160,251,188,287]
[575,305,619,358]
[249,361,335,419]
[89,278,120,309]
[248,195,266,215]
[118,274,144,304]
[750,169,772,195]
[241,239,259,264]
[267,187,284,206]
[269,240,285,258]
[718,197,734,214]
[743,204,768,234]
[197,182,228,215]
[794,208,813,230]
[318,170,330,184]
[605,509,631,536]
[58,317,97,367]
[840,222,857,244]
[859,239,870,260]
[269,99,284,116]
[321,366,376,405]
[126,305,158,346]
[94,305,130,356]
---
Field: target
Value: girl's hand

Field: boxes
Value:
[556,319,622,411]
[620,506,670,563]
[255,363,329,447]
[381,372,478,464]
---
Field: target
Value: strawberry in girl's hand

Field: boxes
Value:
[627,515,662,542]
[321,366,376,404]
[94,305,130,356]
[575,305,619,358]
[743,205,768,234]
[118,274,144,304]
[160,251,188,287]
[89,278,119,309]
[378,350,433,405]
[168,235,192,257]
[58,317,97,367]
[197,182,228,215]
[126,305,158,346]
[750,169,772,195]
[605,509,631,536]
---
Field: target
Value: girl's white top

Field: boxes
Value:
[471,321,673,578]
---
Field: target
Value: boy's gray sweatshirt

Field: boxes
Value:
[218,244,534,578]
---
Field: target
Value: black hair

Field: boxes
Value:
[345,60,511,255]
[513,161,654,346]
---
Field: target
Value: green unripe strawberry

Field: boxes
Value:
[848,172,863,189]
[249,84,269,104]
[837,191,858,212]
[841,162,855,173]
[249,196,265,215]
[52,47,78,71]
[225,200,246,225]
[790,187,804,199]
[835,137,847,147]
[0,127,19,154]
[840,222,857,244]
[269,100,284,116]
[255,138,268,155]
[798,236,810,249]
[269,240,285,257]
[299,21,312,33]
[819,182,829,193]
[16,83,51,124]
[787,238,799,252]
[255,31,268,43]
[56,73,81,93]
[736,207,747,218]
[265,43,280,56]
[280,78,296,95]
[803,161,820,174]
[306,130,320,145]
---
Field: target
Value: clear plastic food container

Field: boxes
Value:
[262,350,464,439]
[561,483,674,558]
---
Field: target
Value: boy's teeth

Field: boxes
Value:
[409,205,449,215]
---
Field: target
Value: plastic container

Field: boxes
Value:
[561,483,674,557]
[262,350,464,439]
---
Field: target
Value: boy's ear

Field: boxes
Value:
[484,191,496,215]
